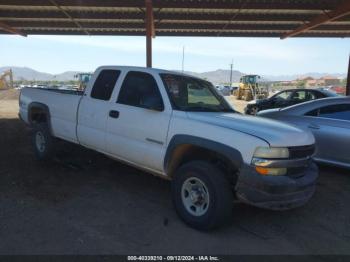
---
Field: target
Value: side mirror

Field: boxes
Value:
[140,95,164,111]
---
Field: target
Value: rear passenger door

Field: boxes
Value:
[106,71,172,173]
[78,69,121,152]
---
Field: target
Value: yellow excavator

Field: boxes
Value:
[0,69,14,89]
[236,74,268,101]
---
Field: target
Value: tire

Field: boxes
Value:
[31,123,55,161]
[172,160,233,230]
[250,106,259,115]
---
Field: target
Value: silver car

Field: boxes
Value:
[258,97,350,169]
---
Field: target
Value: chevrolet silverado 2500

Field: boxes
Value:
[19,66,318,229]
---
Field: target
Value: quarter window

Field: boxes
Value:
[91,70,121,100]
[319,104,350,121]
[305,109,319,117]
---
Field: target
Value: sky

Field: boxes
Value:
[0,35,349,75]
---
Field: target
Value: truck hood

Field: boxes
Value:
[186,112,314,147]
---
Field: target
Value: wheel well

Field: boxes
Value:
[29,106,48,124]
[167,144,239,186]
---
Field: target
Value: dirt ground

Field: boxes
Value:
[0,89,350,255]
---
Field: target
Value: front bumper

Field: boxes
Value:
[235,162,318,210]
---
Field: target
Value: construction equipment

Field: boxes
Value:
[235,74,268,101]
[75,72,92,91]
[0,69,14,89]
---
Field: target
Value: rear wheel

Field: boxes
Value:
[31,123,55,161]
[172,161,233,230]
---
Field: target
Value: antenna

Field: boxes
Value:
[229,59,234,87]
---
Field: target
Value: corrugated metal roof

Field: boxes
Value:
[0,0,349,37]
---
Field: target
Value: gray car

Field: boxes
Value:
[258,97,350,169]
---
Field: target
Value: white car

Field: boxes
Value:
[19,66,318,229]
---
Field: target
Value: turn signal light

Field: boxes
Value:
[255,167,287,176]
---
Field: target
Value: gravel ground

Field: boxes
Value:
[0,93,349,255]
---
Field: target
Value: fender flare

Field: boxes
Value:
[27,102,53,134]
[164,134,244,175]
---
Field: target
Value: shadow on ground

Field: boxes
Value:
[0,118,349,255]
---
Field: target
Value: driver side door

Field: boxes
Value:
[105,70,172,173]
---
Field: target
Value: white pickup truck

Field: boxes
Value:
[19,66,318,229]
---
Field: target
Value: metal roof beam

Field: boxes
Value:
[3,10,344,22]
[0,20,26,36]
[48,0,89,35]
[6,21,350,31]
[281,0,350,39]
[0,0,344,10]
[6,29,348,38]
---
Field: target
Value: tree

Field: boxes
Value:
[341,78,347,86]
[296,80,306,88]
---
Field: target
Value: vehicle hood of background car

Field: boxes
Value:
[186,112,315,147]
[257,108,282,117]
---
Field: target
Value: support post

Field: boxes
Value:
[145,0,154,68]
[346,55,350,96]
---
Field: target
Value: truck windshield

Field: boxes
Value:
[160,74,234,112]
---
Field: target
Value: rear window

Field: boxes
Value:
[91,70,121,100]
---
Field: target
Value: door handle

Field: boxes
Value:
[308,123,320,130]
[109,110,119,119]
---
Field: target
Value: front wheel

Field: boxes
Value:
[31,123,55,161]
[172,161,233,230]
[250,106,259,115]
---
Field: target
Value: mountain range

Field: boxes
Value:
[0,66,346,84]
[0,67,80,82]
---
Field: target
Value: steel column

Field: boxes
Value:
[346,55,350,96]
[145,0,154,68]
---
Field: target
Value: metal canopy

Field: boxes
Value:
[0,0,350,38]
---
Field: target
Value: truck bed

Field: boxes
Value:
[28,87,84,96]
[19,87,83,143]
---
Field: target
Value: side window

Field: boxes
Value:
[274,91,292,101]
[188,83,220,106]
[117,71,164,110]
[319,104,350,121]
[305,108,319,117]
[291,91,307,102]
[314,91,326,99]
[91,70,121,100]
[306,91,317,100]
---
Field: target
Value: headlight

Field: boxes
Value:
[253,147,289,159]
[252,147,289,176]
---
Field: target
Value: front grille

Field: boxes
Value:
[288,145,315,159]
